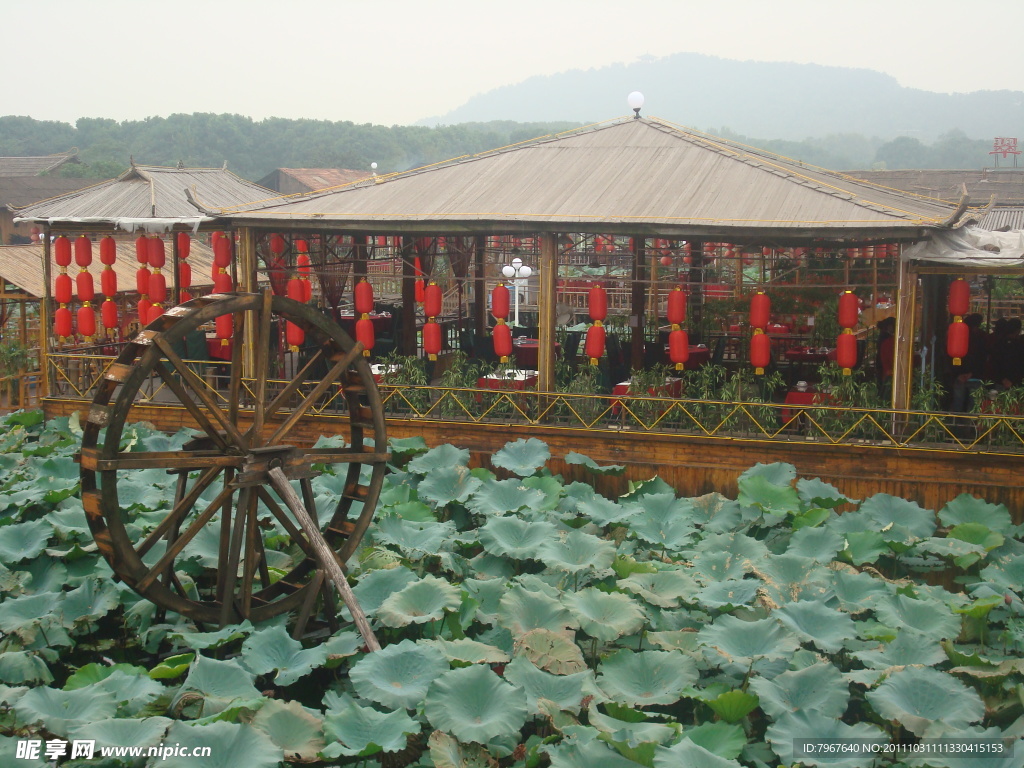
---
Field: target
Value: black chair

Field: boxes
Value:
[605,334,630,384]
[710,337,727,366]
[561,331,583,365]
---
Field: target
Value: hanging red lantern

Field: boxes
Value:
[356,317,375,355]
[750,331,771,374]
[177,231,191,258]
[55,273,73,305]
[138,298,151,323]
[585,323,606,365]
[54,306,73,339]
[589,283,607,322]
[101,298,118,334]
[836,332,857,374]
[666,286,686,327]
[948,278,970,318]
[423,320,442,360]
[269,233,286,254]
[101,268,117,297]
[413,256,426,302]
[493,322,513,362]
[297,253,312,302]
[659,255,673,267]
[424,282,442,319]
[74,235,92,267]
[136,267,151,297]
[178,260,191,293]
[947,320,969,365]
[149,272,167,304]
[213,235,231,270]
[99,236,116,265]
[216,313,233,346]
[148,237,166,270]
[148,304,164,324]
[76,271,95,303]
[77,304,96,339]
[287,277,304,303]
[668,328,689,370]
[135,236,149,264]
[55,236,72,267]
[838,291,859,330]
[491,284,510,320]
[750,292,770,330]
[213,270,233,293]
[354,279,374,315]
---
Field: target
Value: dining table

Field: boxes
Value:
[511,338,559,370]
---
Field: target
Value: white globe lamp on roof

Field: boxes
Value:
[502,258,532,328]
[628,91,645,119]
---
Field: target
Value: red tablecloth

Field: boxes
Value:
[612,377,683,415]
[512,339,560,369]
[781,389,834,421]
[663,345,711,368]
[476,370,538,402]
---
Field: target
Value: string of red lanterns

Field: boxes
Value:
[75,235,96,339]
[585,283,608,365]
[354,278,375,357]
[135,236,151,326]
[212,232,233,348]
[491,282,512,362]
[836,291,859,375]
[666,286,688,370]
[947,278,970,366]
[423,282,442,361]
[749,292,771,374]
[99,236,118,337]
[147,237,167,324]
[53,236,73,340]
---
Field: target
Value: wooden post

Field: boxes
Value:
[473,236,487,341]
[399,238,417,356]
[893,251,915,411]
[537,233,558,393]
[171,229,181,306]
[630,237,647,371]
[688,240,704,344]
[40,226,52,397]
[238,227,257,379]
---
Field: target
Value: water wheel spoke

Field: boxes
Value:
[80,449,240,473]
[136,466,224,558]
[248,290,275,441]
[151,361,231,453]
[254,486,320,562]
[261,348,327,424]
[303,448,391,464]
[267,344,364,445]
[227,308,246,425]
[239,493,260,617]
[219,486,254,624]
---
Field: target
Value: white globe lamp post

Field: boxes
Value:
[501,257,533,328]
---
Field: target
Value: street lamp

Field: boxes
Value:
[501,256,532,328]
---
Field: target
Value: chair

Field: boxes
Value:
[605,334,630,384]
[710,337,727,366]
[561,331,583,365]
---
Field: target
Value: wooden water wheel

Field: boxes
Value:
[78,291,388,635]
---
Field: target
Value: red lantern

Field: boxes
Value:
[415,280,426,303]
[269,233,286,255]
[836,332,858,374]
[589,284,608,322]
[286,321,304,350]
[138,298,151,322]
[659,255,673,267]
[101,298,118,333]
[177,232,191,258]
[355,317,375,356]
[101,268,117,297]
[77,304,96,338]
[148,304,164,324]
[216,313,234,345]
[99,236,116,265]
[424,283,442,319]
[423,320,442,360]
[297,254,312,302]
[491,284,510,320]
[74,235,92,267]
[287,277,303,302]
[750,293,770,330]
[55,273,73,305]
[149,272,167,304]
[948,279,970,318]
[136,268,151,297]
[493,322,513,362]
[54,306,73,339]
[668,329,689,370]
[666,287,686,327]
[55,236,72,267]
[214,270,233,294]
[148,237,166,269]
[178,260,192,291]
[750,332,771,374]
[76,271,95,303]
[585,323,606,365]
[947,320,969,365]
[135,236,149,264]
[213,237,231,271]
[354,279,374,316]
[838,291,859,330]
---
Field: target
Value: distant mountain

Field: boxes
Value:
[420,53,1024,142]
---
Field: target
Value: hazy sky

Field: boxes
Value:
[7,0,1022,126]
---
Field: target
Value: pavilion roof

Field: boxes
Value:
[11,163,274,231]
[213,118,965,241]
[0,152,79,178]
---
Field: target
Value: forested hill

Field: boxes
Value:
[0,109,1007,185]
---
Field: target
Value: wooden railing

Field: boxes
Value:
[0,371,42,412]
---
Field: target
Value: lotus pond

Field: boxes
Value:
[0,410,1021,767]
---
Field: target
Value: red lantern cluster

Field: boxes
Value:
[99,236,118,337]
[423,282,442,360]
[75,235,96,339]
[585,283,608,365]
[667,286,688,370]
[212,232,233,347]
[749,292,770,374]
[354,278,375,357]
[147,237,167,324]
[53,236,73,340]
[414,256,426,303]
[135,235,151,324]
[491,283,512,362]
[836,291,859,375]
[947,278,970,365]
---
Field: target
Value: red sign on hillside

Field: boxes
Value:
[990,137,1021,158]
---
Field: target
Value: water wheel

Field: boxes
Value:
[78,291,388,635]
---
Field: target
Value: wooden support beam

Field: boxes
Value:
[400,238,417,356]
[473,236,486,340]
[537,233,557,393]
[630,237,647,371]
[893,254,916,411]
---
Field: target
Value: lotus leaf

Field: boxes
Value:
[67,716,171,751]
[842,530,892,564]
[854,629,946,670]
[503,656,600,714]
[322,697,418,758]
[349,639,449,710]
[948,522,1004,551]
[374,515,457,555]
[492,437,550,476]
[696,578,761,610]
[774,600,857,653]
[428,730,499,768]
[388,435,428,458]
[351,566,420,614]
[797,477,854,509]
[83,668,165,716]
[645,630,701,653]
[872,594,961,640]
[622,476,676,500]
[175,656,261,716]
[589,707,679,746]
[706,689,760,723]
[787,525,847,561]
[240,625,329,686]
[0,591,63,644]
[562,587,645,641]
[0,652,52,684]
[15,685,117,737]
[830,568,888,612]
[377,575,462,626]
[750,662,849,720]
[424,664,528,745]
[0,519,50,562]
[597,650,698,706]
[538,529,616,575]
[866,667,984,736]
[513,628,587,674]
[653,736,743,768]
[859,493,937,542]
[169,621,254,651]
[479,516,557,559]
[737,473,800,518]
[467,478,549,517]
[690,532,769,581]
[939,493,1013,534]
[463,577,507,625]
[767,710,886,768]
[629,493,697,550]
[756,553,832,605]
[408,443,470,473]
[680,722,747,760]
[698,615,801,663]
[618,569,699,608]
[417,466,483,507]
[545,732,645,768]
[573,495,640,526]
[60,578,120,627]
[980,554,1024,592]
[564,451,626,476]
[148,652,194,680]
[689,493,744,533]
[422,638,510,665]
[159,721,283,768]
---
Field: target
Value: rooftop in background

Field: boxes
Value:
[0,151,80,177]
[843,169,1024,207]
[11,162,275,228]
[257,168,375,195]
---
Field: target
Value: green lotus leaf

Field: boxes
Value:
[408,443,470,473]
[696,579,761,610]
[169,621,254,651]
[574,496,640,526]
[63,662,145,691]
[159,721,283,768]
[479,516,558,559]
[830,569,888,612]
[519,475,565,515]
[622,476,676,500]
[767,710,886,768]
[698,615,801,664]
[0,591,63,644]
[503,656,600,714]
[948,522,1004,551]
[854,629,946,669]
[939,493,1013,535]
[492,437,550,477]
[322,697,418,758]
[564,451,626,476]
[690,532,769,581]
[240,625,329,686]
[0,652,52,684]
[872,594,960,640]
[81,669,166,716]
[980,554,1024,592]
[322,630,362,661]
[689,493,743,533]
[417,466,483,507]
[644,630,700,653]
[562,588,646,641]
[428,730,500,768]
[750,662,849,720]
[866,667,985,736]
[774,600,857,653]
[679,722,747,760]
[590,707,679,746]
[352,566,420,614]
[842,531,891,565]
[175,656,261,716]
[538,529,616,575]
[654,736,745,768]
[148,652,195,680]
[0,519,50,562]
[469,552,515,582]
[859,493,936,543]
[15,685,117,737]
[630,493,697,550]
[467,478,549,517]
[597,650,698,706]
[377,575,462,627]
[787,525,847,561]
[349,639,449,710]
[545,732,643,768]
[67,716,172,751]
[917,536,988,564]
[60,578,120,627]
[740,461,797,485]
[422,638,510,665]
[513,628,587,674]
[424,664,528,745]
[617,569,699,609]
[464,577,508,625]
[797,477,854,509]
[249,699,324,762]
[737,473,800,518]
[388,435,428,459]
[757,554,832,605]
[706,689,760,723]
[374,515,457,556]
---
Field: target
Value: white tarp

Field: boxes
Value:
[11,216,212,233]
[902,226,1024,268]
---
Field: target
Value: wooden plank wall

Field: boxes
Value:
[46,399,1024,523]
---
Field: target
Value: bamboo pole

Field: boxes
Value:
[893,250,915,411]
[239,227,257,379]
[40,227,52,397]
[537,233,558,393]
